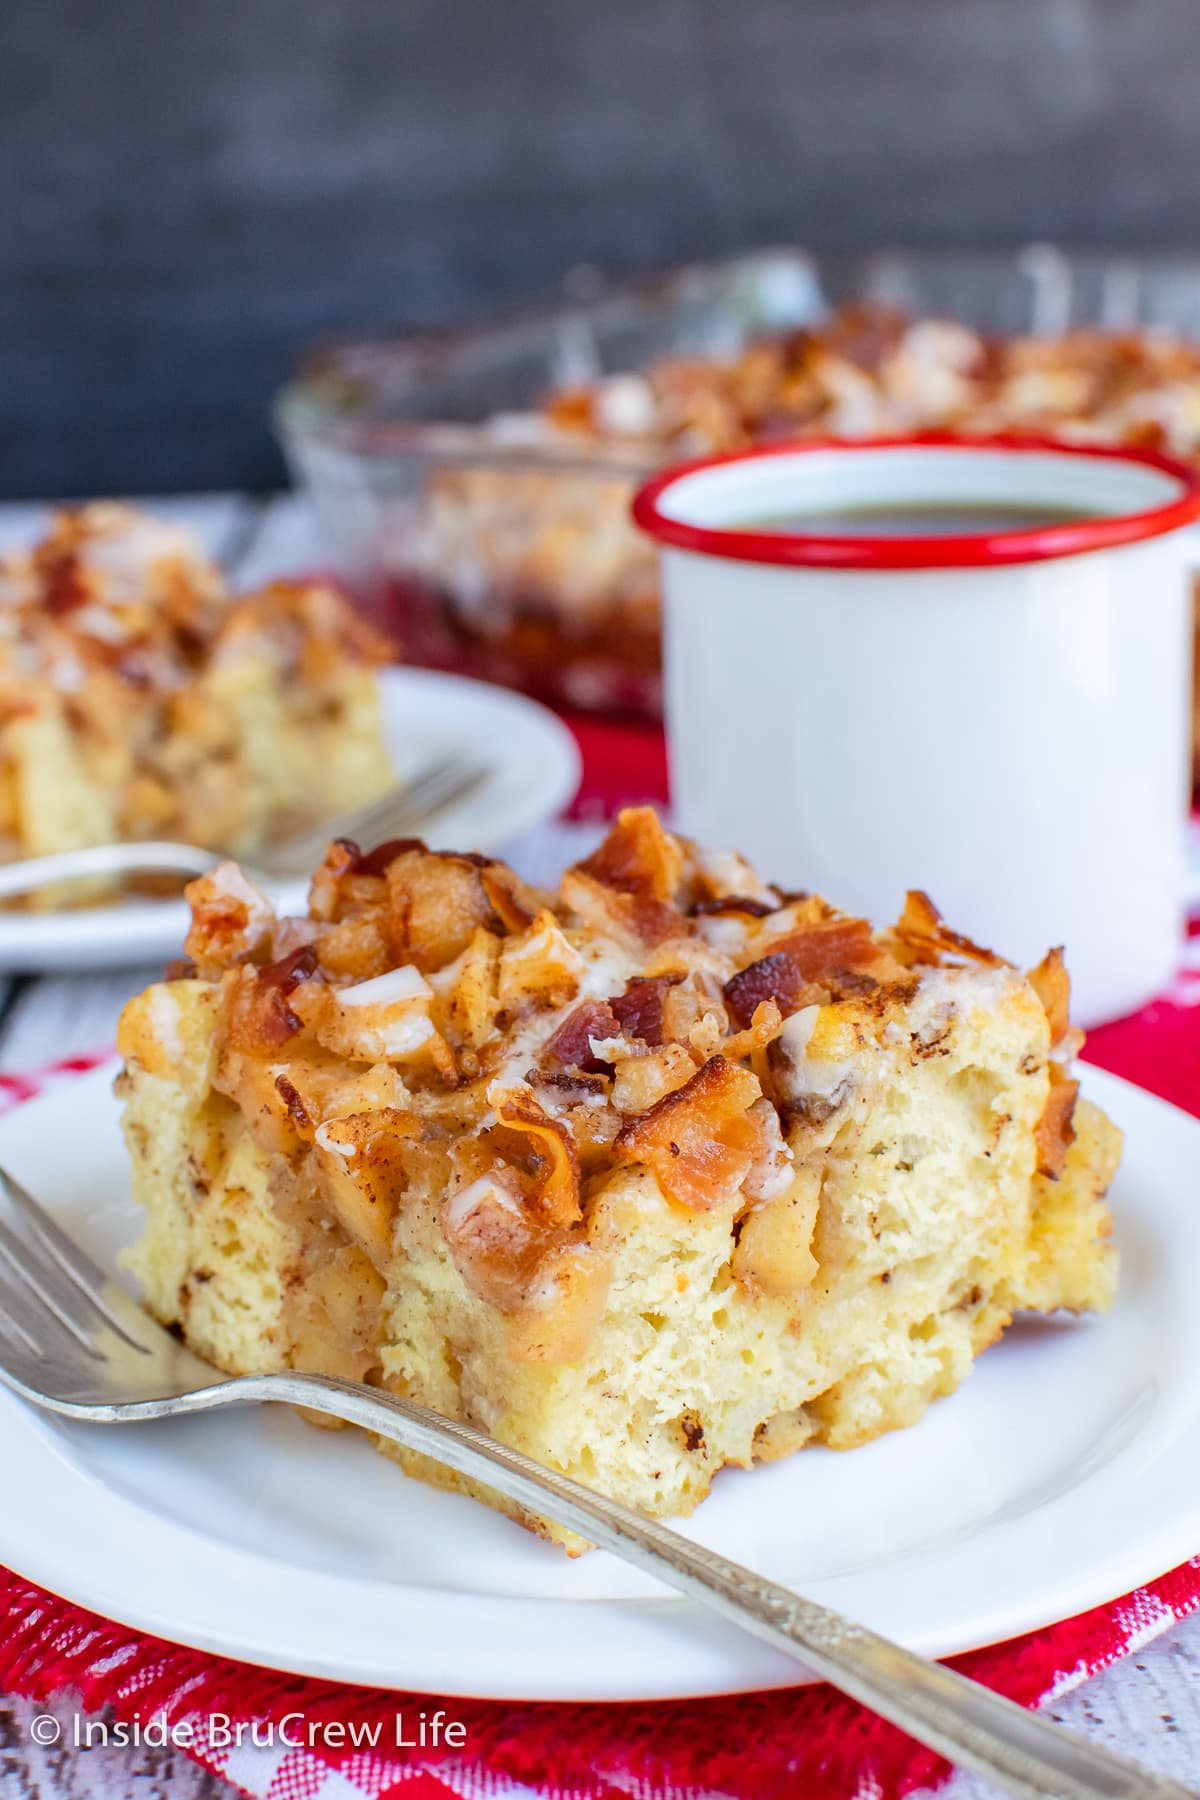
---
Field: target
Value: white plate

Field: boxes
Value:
[0,1065,1196,1700]
[0,669,581,973]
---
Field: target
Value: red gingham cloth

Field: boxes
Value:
[0,727,1198,1800]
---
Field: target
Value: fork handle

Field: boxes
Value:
[220,1372,1193,1800]
[0,841,222,901]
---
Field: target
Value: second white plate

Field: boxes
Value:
[0,668,581,972]
[0,1064,1195,1700]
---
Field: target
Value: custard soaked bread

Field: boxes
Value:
[117,811,1120,1544]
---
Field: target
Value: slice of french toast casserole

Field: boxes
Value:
[117,809,1119,1546]
[0,503,391,891]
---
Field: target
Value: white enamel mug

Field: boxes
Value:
[633,437,1200,1026]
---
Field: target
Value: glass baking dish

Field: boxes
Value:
[276,246,1200,719]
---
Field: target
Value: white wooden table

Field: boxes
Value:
[0,494,1195,1798]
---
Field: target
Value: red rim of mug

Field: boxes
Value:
[629,433,1200,569]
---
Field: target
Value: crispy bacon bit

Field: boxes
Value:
[164,956,197,981]
[889,890,1004,969]
[723,918,878,1028]
[274,1072,311,1127]
[40,551,87,617]
[1035,1070,1079,1179]
[544,1000,621,1073]
[690,896,776,919]
[724,951,817,1030]
[610,975,680,1047]
[723,998,784,1061]
[574,806,683,904]
[341,837,424,879]
[480,863,542,933]
[615,1055,768,1209]
[1027,946,1072,1049]
[527,1068,608,1101]
[223,963,311,1052]
[220,947,323,1051]
[566,870,680,947]
[489,1090,582,1226]
[260,944,320,994]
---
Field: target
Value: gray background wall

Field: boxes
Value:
[5,0,1199,497]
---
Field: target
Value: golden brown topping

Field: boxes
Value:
[1034,1068,1079,1180]
[544,1000,622,1073]
[161,807,1092,1359]
[1027,946,1073,1049]
[723,948,819,1027]
[724,917,877,1026]
[722,998,784,1062]
[223,951,321,1053]
[184,863,275,971]
[691,895,777,919]
[610,1042,696,1114]
[609,974,682,1046]
[887,890,1005,969]
[340,837,425,878]
[312,1108,418,1266]
[564,806,685,945]
[615,1054,769,1210]
[489,1089,582,1227]
[496,911,583,1013]
[575,806,684,904]
[438,928,500,1049]
[439,1168,566,1311]
[307,838,368,923]
[385,847,504,971]
[480,863,544,933]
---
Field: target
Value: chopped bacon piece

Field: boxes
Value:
[40,550,87,617]
[615,1054,769,1210]
[724,950,818,1029]
[527,1068,608,1102]
[341,837,424,878]
[543,999,621,1073]
[1027,946,1073,1049]
[574,806,683,904]
[480,863,542,932]
[723,998,784,1061]
[260,944,319,994]
[223,960,315,1052]
[610,975,680,1047]
[1035,1071,1079,1179]
[723,917,879,1027]
[889,890,1004,969]
[691,896,776,919]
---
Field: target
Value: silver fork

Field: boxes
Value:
[0,753,488,905]
[0,1167,1191,1800]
